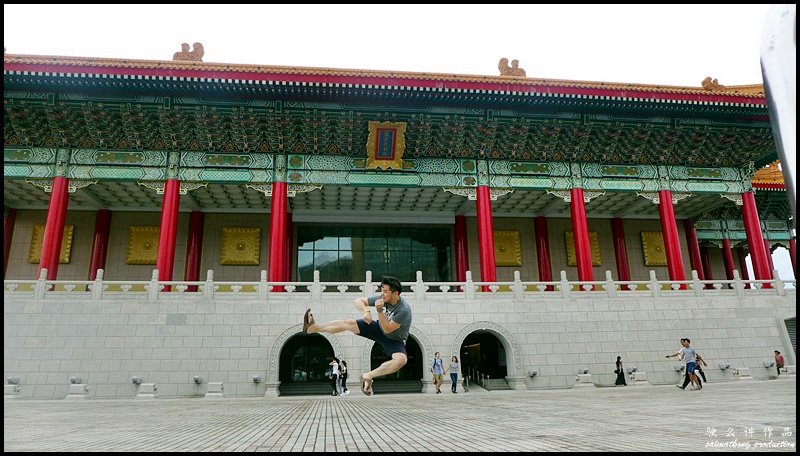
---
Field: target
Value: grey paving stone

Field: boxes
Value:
[3,377,796,452]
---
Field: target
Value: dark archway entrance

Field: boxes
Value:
[368,336,423,394]
[460,331,508,383]
[278,333,334,396]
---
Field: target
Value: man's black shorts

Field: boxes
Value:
[356,319,407,356]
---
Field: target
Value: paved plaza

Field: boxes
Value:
[4,376,796,452]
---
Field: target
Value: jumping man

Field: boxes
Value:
[302,276,412,396]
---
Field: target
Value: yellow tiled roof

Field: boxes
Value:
[752,161,785,185]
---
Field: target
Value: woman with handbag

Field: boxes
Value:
[615,356,627,386]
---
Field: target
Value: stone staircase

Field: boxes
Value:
[483,378,513,391]
[279,379,423,396]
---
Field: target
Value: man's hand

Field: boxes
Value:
[363,311,373,324]
[375,299,385,312]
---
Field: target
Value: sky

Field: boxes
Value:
[3,4,774,87]
[3,4,794,282]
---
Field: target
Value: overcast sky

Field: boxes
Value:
[4,4,773,87]
[3,4,794,282]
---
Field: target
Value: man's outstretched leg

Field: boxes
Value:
[360,352,407,396]
[302,309,359,335]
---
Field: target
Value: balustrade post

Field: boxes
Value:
[311,270,322,301]
[732,269,745,297]
[649,270,660,298]
[259,270,269,300]
[465,271,475,300]
[91,269,105,300]
[34,268,48,300]
[363,271,374,295]
[513,271,523,300]
[148,269,160,301]
[560,270,570,299]
[204,270,215,301]
[414,271,426,302]
[604,270,616,298]
[691,270,703,296]
[773,270,785,296]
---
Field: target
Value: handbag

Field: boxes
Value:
[614,369,620,374]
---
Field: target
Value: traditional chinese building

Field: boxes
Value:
[3,48,795,398]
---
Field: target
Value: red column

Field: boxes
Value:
[534,216,553,290]
[454,215,469,283]
[736,246,751,289]
[285,212,293,283]
[610,218,630,283]
[38,176,70,280]
[763,239,775,276]
[570,188,594,285]
[683,219,705,281]
[700,247,713,289]
[476,186,496,290]
[741,192,772,281]
[658,190,686,287]
[184,211,204,292]
[4,208,16,279]
[722,239,736,288]
[269,181,288,292]
[156,179,181,290]
[88,209,112,281]
[789,239,796,274]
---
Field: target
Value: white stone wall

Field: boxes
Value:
[3,289,795,399]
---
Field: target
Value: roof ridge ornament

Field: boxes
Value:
[173,42,204,62]
[701,76,725,92]
[498,57,526,77]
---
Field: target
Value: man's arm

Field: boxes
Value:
[354,297,373,323]
[374,299,401,334]
[354,297,370,312]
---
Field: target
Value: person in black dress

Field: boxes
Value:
[615,356,627,386]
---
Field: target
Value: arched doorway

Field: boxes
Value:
[278,333,335,396]
[368,336,423,394]
[460,330,509,388]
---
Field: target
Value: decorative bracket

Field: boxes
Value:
[443,187,513,201]
[637,191,661,205]
[546,190,572,203]
[670,192,691,205]
[138,181,208,195]
[720,194,743,206]
[246,183,322,197]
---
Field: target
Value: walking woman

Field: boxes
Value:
[340,360,349,395]
[615,356,627,386]
[446,356,460,393]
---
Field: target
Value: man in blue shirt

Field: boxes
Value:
[431,352,445,394]
[666,338,703,390]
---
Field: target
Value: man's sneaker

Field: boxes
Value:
[345,390,350,396]
[676,385,685,389]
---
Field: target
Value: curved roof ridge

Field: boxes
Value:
[4,52,765,98]
[752,160,786,186]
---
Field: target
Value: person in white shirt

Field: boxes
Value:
[329,357,341,396]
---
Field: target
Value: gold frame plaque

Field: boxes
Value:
[126,226,160,265]
[366,121,406,170]
[641,231,668,266]
[220,227,261,266]
[494,230,522,267]
[28,224,74,264]
[565,231,601,267]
